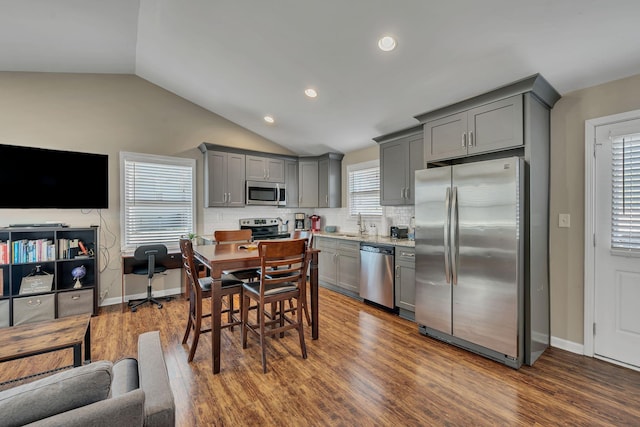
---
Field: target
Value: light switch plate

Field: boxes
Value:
[559,213,571,228]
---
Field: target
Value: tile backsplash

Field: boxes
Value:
[202,205,414,237]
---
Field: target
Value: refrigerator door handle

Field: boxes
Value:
[450,186,459,285]
[444,186,452,284]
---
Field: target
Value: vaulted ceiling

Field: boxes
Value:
[2,1,640,155]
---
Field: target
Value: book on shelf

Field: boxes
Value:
[9,239,55,263]
[0,241,8,264]
[57,238,80,259]
[0,267,3,296]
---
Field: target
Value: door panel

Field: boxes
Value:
[594,121,640,368]
[415,167,452,333]
[452,158,521,358]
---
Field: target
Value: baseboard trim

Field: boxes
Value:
[550,336,584,355]
[99,287,182,307]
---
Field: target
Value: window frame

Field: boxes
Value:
[120,151,196,252]
[347,159,382,218]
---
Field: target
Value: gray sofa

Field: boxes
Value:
[0,330,175,427]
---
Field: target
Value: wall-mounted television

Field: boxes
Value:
[0,144,109,209]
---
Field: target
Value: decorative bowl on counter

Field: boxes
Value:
[324,225,337,233]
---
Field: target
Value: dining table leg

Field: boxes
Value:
[210,267,222,374]
[310,251,319,340]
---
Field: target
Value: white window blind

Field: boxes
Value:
[611,134,640,251]
[348,161,382,217]
[120,152,195,252]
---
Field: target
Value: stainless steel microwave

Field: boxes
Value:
[246,181,286,206]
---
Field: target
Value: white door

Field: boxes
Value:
[594,119,640,368]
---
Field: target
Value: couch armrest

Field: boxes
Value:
[26,389,145,427]
[137,331,175,427]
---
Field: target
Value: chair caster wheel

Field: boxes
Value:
[158,304,163,309]
[132,307,137,312]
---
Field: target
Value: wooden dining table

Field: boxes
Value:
[192,241,320,374]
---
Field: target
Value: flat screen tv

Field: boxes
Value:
[0,144,109,209]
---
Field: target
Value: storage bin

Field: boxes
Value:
[57,289,93,317]
[0,299,9,328]
[13,293,55,325]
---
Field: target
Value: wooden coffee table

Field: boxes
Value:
[0,314,91,373]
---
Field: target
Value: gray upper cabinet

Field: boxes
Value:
[298,160,318,208]
[423,94,523,163]
[379,131,423,205]
[203,150,246,207]
[198,142,341,208]
[298,153,343,208]
[285,159,298,208]
[318,153,343,208]
[245,155,285,182]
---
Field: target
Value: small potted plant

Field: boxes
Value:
[187,233,199,246]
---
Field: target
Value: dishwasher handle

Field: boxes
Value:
[360,244,394,256]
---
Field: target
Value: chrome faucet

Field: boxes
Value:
[357,213,366,235]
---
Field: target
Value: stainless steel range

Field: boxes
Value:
[239,218,290,240]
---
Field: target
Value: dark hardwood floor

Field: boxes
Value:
[2,287,639,426]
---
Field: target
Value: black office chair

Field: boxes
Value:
[129,244,171,312]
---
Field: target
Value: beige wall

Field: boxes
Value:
[549,73,640,344]
[0,72,293,302]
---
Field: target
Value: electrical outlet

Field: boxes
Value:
[559,213,571,228]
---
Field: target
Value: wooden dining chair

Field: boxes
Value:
[213,229,261,282]
[241,238,309,373]
[287,230,313,326]
[180,238,244,362]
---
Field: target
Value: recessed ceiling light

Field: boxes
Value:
[264,115,275,124]
[305,88,318,98]
[378,35,397,52]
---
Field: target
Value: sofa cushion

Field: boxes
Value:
[112,357,139,396]
[0,360,113,427]
[24,388,145,427]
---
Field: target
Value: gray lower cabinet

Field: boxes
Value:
[395,246,415,321]
[204,150,246,207]
[315,237,359,297]
[423,94,523,163]
[285,159,298,208]
[379,131,423,205]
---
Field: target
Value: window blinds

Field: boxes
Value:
[122,153,195,251]
[611,134,640,251]
[348,166,382,216]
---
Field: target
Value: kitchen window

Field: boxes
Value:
[120,151,195,252]
[348,160,382,217]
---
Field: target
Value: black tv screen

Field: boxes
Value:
[0,144,109,209]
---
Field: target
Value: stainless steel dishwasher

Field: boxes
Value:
[359,243,395,309]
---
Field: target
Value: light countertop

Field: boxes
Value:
[313,231,415,248]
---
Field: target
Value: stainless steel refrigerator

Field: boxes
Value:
[415,157,525,368]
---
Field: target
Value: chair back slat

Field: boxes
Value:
[214,229,252,243]
[258,238,308,297]
[179,238,201,300]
